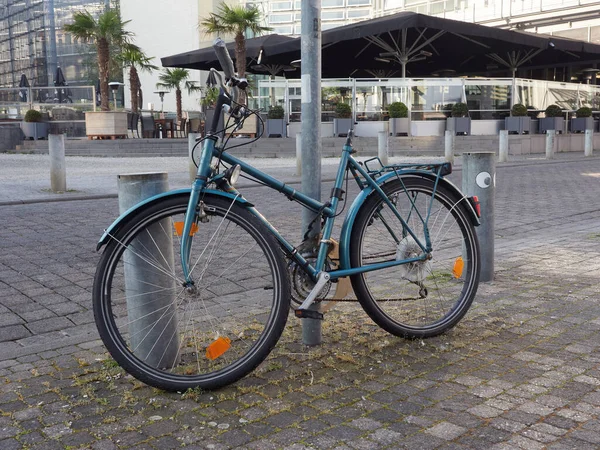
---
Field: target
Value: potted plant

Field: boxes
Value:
[21,109,49,140]
[446,102,471,135]
[539,104,564,134]
[571,106,593,133]
[266,105,286,137]
[505,103,530,135]
[333,102,353,137]
[388,101,409,136]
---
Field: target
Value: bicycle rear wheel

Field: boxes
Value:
[349,177,480,338]
[93,194,290,391]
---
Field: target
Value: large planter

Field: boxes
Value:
[333,118,353,137]
[570,117,594,133]
[446,117,471,135]
[389,118,409,136]
[538,117,564,134]
[20,122,49,140]
[504,117,530,134]
[266,118,286,137]
[85,111,128,138]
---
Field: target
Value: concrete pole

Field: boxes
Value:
[378,131,389,165]
[545,130,556,159]
[188,133,200,182]
[117,172,180,368]
[585,129,593,157]
[444,130,454,163]
[48,134,66,192]
[498,130,508,163]
[462,152,495,282]
[301,0,322,346]
[296,132,302,176]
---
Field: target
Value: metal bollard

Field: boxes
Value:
[49,134,66,192]
[445,130,454,164]
[585,129,593,157]
[188,133,201,182]
[462,152,495,282]
[498,130,508,163]
[378,131,389,165]
[117,172,180,368]
[296,132,302,176]
[545,130,556,159]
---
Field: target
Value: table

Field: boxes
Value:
[154,118,175,138]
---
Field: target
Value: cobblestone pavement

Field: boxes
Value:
[0,155,600,449]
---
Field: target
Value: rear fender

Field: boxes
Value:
[97,189,252,251]
[338,171,480,270]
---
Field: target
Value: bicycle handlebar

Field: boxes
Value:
[213,38,235,80]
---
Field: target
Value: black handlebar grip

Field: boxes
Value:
[213,38,236,79]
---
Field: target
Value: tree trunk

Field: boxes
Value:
[176,88,182,123]
[129,66,140,113]
[234,32,247,106]
[97,38,111,111]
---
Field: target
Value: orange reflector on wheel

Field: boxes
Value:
[206,336,231,360]
[453,257,464,278]
[174,222,199,237]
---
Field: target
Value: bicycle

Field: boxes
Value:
[92,39,482,391]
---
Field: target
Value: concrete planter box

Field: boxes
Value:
[570,117,594,133]
[266,118,286,137]
[411,120,445,136]
[539,117,564,134]
[389,118,409,136]
[504,117,530,134]
[85,111,127,138]
[20,122,49,140]
[354,121,388,137]
[333,118,353,137]
[446,117,471,135]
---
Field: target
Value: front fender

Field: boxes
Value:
[338,171,480,270]
[97,189,252,251]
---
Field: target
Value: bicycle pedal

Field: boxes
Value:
[294,309,324,320]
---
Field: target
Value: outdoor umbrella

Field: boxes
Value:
[18,73,29,103]
[54,67,67,103]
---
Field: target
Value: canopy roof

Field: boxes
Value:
[162,12,600,79]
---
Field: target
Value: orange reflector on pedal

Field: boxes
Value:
[206,336,231,360]
[174,222,199,237]
[453,257,464,278]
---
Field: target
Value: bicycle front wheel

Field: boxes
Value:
[350,177,480,339]
[93,194,290,391]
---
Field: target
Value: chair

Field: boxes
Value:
[127,112,140,138]
[175,118,188,138]
[140,114,158,138]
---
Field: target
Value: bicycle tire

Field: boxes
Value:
[93,194,290,391]
[349,177,480,338]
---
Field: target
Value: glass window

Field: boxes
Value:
[269,13,293,23]
[271,25,294,34]
[347,9,370,18]
[323,0,344,7]
[271,1,292,11]
[465,84,511,119]
[322,22,344,31]
[322,10,345,20]
[348,0,371,5]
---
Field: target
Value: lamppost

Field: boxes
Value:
[154,90,168,112]
[108,82,124,110]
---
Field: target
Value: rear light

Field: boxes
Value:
[470,196,481,218]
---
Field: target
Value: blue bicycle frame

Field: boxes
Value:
[178,133,453,287]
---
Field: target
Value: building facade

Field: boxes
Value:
[0,0,113,89]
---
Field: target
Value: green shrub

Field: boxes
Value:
[575,106,592,118]
[267,105,284,119]
[545,104,563,118]
[511,104,527,117]
[335,102,352,118]
[24,109,42,123]
[388,102,408,118]
[451,102,469,118]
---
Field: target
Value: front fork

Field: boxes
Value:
[180,136,218,284]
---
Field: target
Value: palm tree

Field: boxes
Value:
[156,68,200,122]
[64,9,133,111]
[118,45,158,113]
[200,4,271,80]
